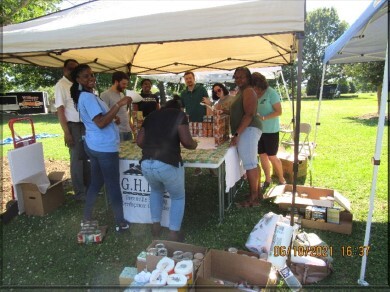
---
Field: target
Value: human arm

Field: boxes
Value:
[93,96,132,128]
[178,124,198,149]
[57,105,74,147]
[257,102,282,121]
[136,127,145,148]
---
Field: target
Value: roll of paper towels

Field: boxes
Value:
[267,221,294,269]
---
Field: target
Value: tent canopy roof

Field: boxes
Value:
[1,0,304,74]
[323,0,388,65]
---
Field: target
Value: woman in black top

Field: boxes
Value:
[136,99,197,241]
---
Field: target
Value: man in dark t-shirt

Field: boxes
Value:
[136,99,197,242]
[134,78,160,117]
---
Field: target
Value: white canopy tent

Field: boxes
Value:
[317,0,388,286]
[1,0,305,226]
[1,0,304,75]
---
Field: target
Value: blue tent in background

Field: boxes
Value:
[316,0,388,286]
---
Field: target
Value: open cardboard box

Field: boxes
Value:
[195,249,276,291]
[137,240,208,272]
[20,171,65,216]
[276,152,308,183]
[265,184,353,234]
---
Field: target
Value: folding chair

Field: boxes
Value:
[281,122,313,158]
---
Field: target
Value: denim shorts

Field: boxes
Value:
[237,127,262,170]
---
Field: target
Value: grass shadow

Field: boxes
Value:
[344,114,389,127]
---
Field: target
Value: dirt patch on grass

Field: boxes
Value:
[1,159,71,213]
[357,112,388,121]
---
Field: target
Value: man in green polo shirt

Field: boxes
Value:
[180,71,209,122]
[180,71,216,177]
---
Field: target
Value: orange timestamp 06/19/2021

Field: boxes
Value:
[272,245,371,257]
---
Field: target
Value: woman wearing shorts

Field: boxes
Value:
[252,72,286,195]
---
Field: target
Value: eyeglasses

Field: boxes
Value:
[214,88,222,94]
[79,73,95,79]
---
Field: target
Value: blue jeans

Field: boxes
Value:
[83,143,125,224]
[141,160,185,231]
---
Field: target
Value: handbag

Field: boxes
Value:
[289,260,334,284]
[287,231,334,284]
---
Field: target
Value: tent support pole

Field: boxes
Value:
[290,32,304,227]
[313,63,326,155]
[280,69,291,103]
[358,44,388,286]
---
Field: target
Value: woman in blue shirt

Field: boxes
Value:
[70,64,132,232]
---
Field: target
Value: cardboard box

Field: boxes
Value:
[301,211,353,235]
[276,152,308,183]
[195,249,275,291]
[266,184,353,234]
[137,240,208,272]
[20,171,65,216]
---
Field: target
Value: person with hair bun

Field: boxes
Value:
[252,72,286,195]
[70,64,132,232]
[137,97,198,242]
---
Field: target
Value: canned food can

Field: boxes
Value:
[157,247,168,256]
[155,243,165,249]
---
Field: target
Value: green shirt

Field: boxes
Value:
[230,91,262,134]
[257,87,281,133]
[180,84,208,122]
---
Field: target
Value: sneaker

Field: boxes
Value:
[115,222,130,232]
[193,168,202,176]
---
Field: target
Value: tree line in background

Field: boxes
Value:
[1,0,384,103]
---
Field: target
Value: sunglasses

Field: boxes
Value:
[214,88,222,94]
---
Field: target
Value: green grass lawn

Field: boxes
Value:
[1,93,388,289]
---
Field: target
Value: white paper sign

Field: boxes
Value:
[120,159,170,227]
[125,90,144,103]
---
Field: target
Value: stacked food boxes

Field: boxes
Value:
[131,105,144,139]
[188,114,230,146]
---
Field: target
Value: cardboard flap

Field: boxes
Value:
[264,185,285,199]
[48,171,65,182]
[333,190,351,212]
[16,171,50,194]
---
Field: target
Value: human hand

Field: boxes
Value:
[64,132,74,147]
[229,135,239,146]
[202,97,211,105]
[114,116,121,125]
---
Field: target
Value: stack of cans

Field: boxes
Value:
[77,220,102,244]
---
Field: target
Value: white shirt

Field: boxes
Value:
[54,76,80,122]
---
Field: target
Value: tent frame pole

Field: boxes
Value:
[290,32,304,227]
[358,44,388,286]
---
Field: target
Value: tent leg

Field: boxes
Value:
[358,44,388,286]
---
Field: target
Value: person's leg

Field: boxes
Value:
[237,127,262,203]
[98,151,126,225]
[68,123,87,200]
[161,164,185,232]
[83,144,104,221]
[260,153,271,183]
[140,160,165,226]
[269,155,286,184]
